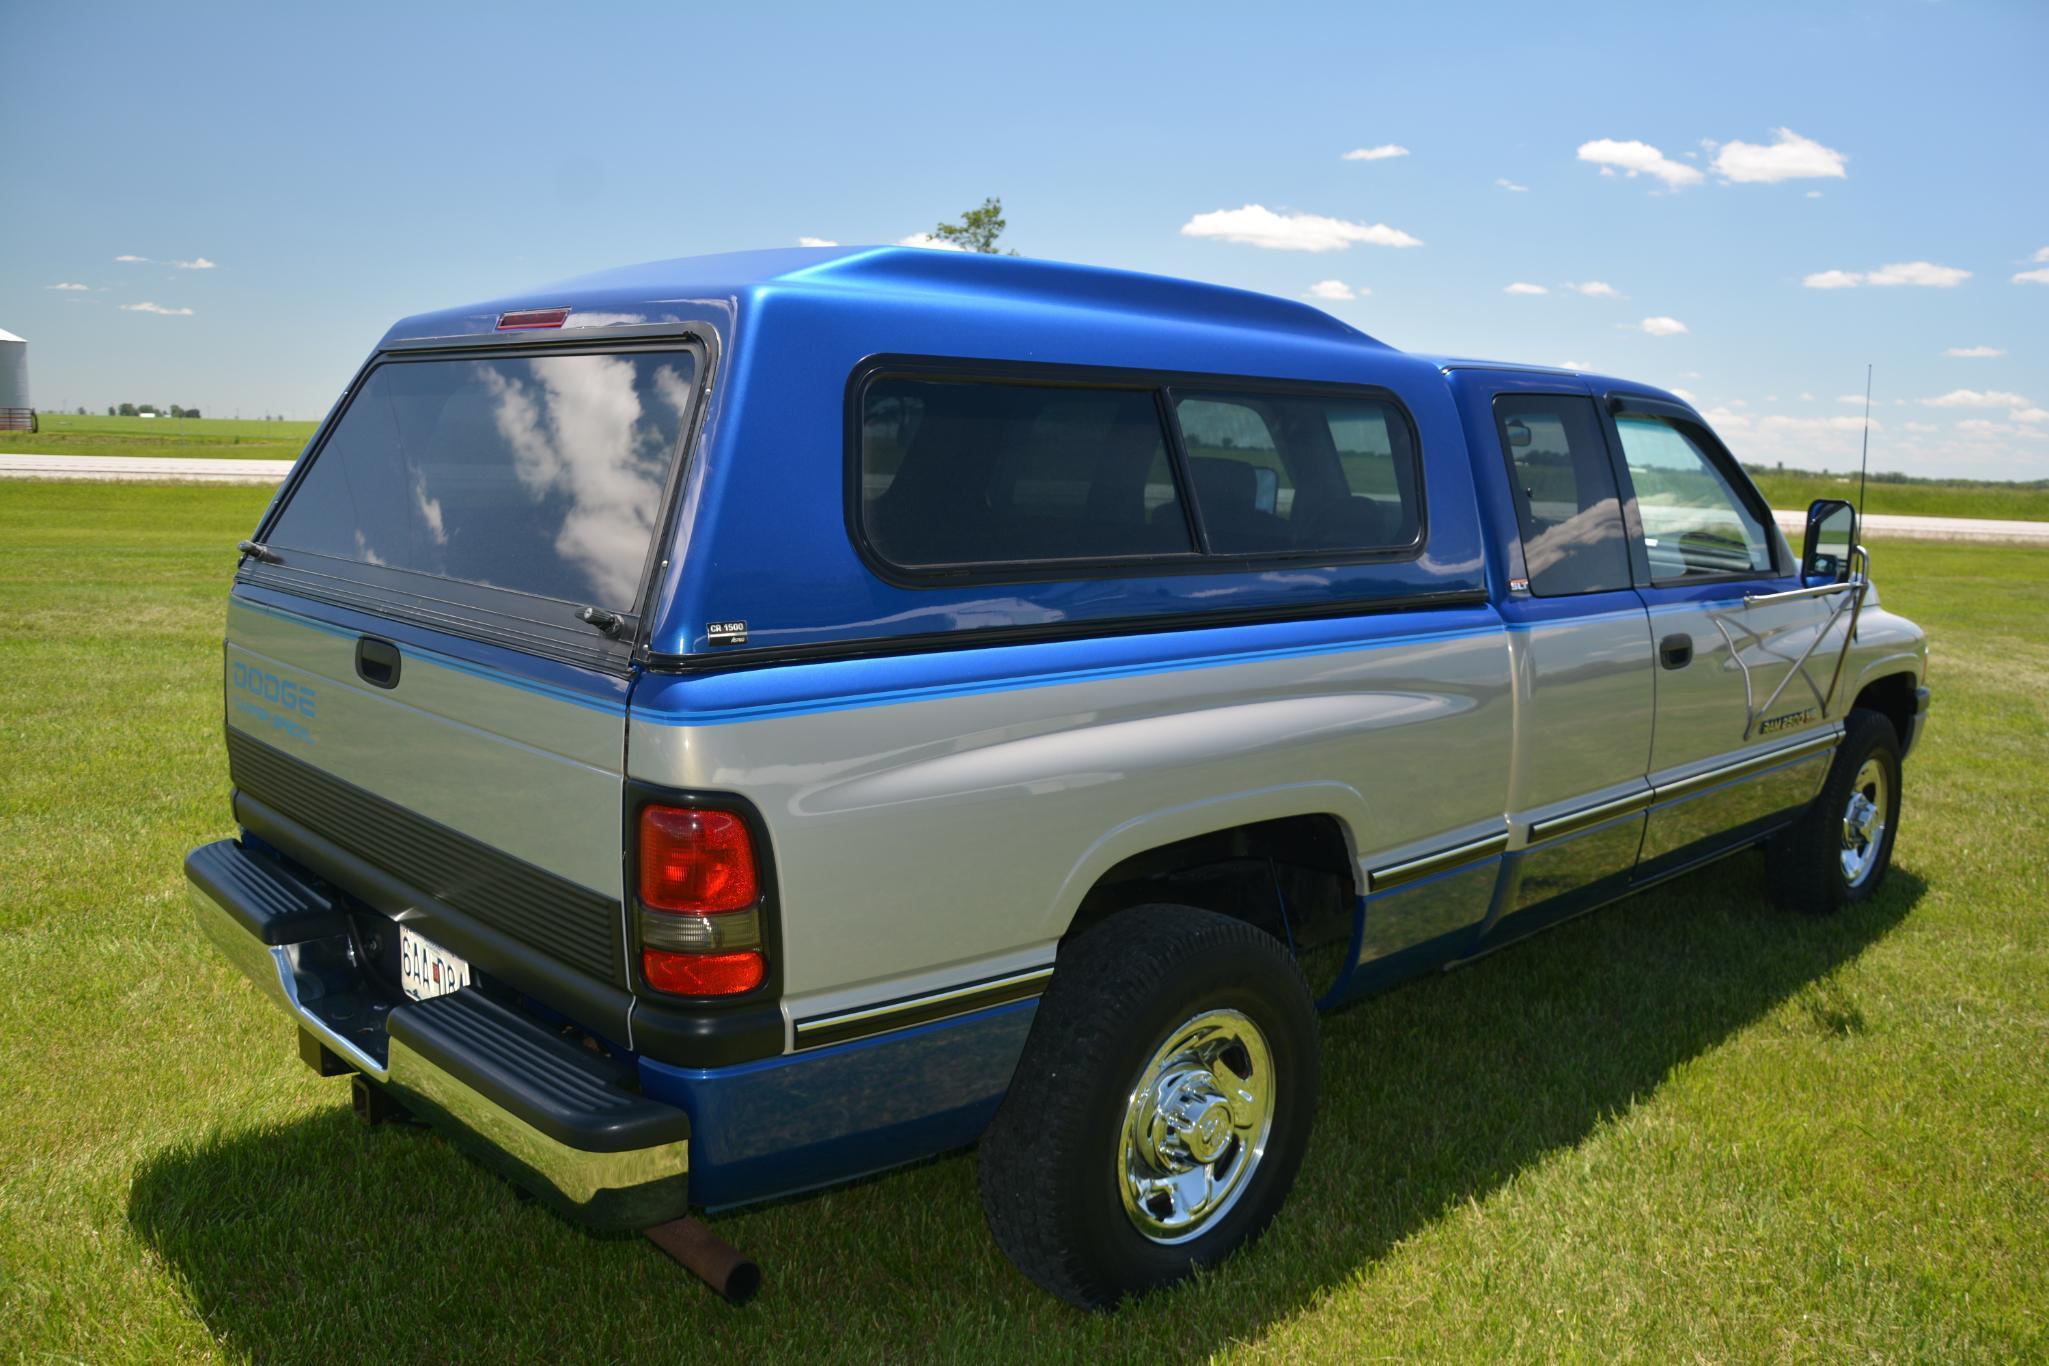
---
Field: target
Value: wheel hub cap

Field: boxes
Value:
[1838,756,1889,887]
[1118,1009,1275,1245]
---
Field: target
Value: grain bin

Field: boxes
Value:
[0,328,30,432]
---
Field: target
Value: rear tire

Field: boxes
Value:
[978,905,1318,1309]
[1766,708,1902,914]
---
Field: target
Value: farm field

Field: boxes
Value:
[2,412,318,460]
[1747,468,2049,522]
[0,481,2044,1362]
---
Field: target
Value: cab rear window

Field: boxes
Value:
[267,348,698,614]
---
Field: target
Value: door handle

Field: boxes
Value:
[1659,633,1693,670]
[355,636,401,689]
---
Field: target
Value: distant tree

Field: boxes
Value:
[169,405,184,419]
[185,407,201,419]
[118,403,137,417]
[107,405,116,417]
[933,197,1016,255]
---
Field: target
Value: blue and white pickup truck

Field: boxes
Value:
[189,246,1928,1307]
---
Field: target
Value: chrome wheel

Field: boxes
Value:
[1117,1008,1275,1245]
[1839,756,1889,888]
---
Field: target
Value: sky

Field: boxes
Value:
[2,0,2044,479]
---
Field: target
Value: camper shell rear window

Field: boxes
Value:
[254,343,701,657]
[851,360,1425,582]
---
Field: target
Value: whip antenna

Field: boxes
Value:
[1857,363,1872,524]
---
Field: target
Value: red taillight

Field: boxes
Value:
[639,806,759,913]
[642,947,765,997]
[496,307,570,330]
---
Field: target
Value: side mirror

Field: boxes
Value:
[1802,498,1857,583]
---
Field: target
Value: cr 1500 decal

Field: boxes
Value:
[1757,707,1817,735]
[230,661,317,744]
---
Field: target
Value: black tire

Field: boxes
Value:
[978,905,1318,1309]
[1766,708,1903,914]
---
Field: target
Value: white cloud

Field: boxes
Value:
[2033,246,2049,263]
[1495,177,1528,192]
[1709,128,1848,184]
[1564,280,1620,297]
[115,254,148,263]
[1921,388,2033,409]
[1504,282,1548,295]
[1639,316,1689,336]
[1803,261,1971,289]
[897,232,967,251]
[1577,138,1704,189]
[1867,261,1971,287]
[1806,190,1823,199]
[119,301,194,315]
[1179,204,1422,252]
[1342,144,1409,161]
[1944,345,2005,358]
[2013,267,2049,285]
[1556,360,1590,370]
[46,281,89,290]
[1802,269,1862,289]
[2014,407,2049,424]
[797,236,837,247]
[171,257,215,270]
[1304,280,1363,301]
[1905,421,1938,433]
[1799,392,1815,401]
[1837,394,1869,405]
[1670,387,1698,403]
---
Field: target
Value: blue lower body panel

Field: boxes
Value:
[638,999,1036,1208]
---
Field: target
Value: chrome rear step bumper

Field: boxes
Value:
[186,839,691,1230]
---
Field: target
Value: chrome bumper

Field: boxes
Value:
[188,842,690,1230]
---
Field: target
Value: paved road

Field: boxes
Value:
[5,453,2046,544]
[0,453,295,484]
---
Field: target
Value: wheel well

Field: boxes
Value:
[1062,815,1357,989]
[1852,671,1918,751]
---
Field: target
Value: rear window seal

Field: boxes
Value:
[843,354,1429,589]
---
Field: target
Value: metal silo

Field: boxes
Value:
[0,328,29,432]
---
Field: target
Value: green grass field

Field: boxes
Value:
[2,482,2044,1361]
[3,412,318,460]
[1747,469,2049,521]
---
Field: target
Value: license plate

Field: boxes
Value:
[399,926,471,1002]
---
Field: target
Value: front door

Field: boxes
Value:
[1604,398,1843,872]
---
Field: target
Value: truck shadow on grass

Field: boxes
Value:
[129,857,1921,1362]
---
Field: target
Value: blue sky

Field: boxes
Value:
[3,0,2044,478]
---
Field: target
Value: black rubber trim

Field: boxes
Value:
[387,989,690,1154]
[645,586,1492,674]
[227,730,624,986]
[792,967,1052,1051]
[185,839,348,946]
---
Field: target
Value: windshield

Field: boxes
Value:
[266,348,698,613]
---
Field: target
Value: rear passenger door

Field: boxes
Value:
[1472,385,1656,943]
[1603,397,1842,873]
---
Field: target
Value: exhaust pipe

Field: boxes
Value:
[645,1216,761,1305]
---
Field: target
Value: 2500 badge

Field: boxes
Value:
[230,661,317,744]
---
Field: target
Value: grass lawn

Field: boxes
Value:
[2,413,318,460]
[1,482,2043,1361]
[1747,468,2049,522]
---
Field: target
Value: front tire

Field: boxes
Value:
[1767,708,1903,914]
[978,905,1318,1309]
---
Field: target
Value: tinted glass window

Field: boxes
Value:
[1614,415,1774,581]
[859,378,1192,568]
[267,350,697,612]
[1172,390,1420,555]
[1493,395,1633,596]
